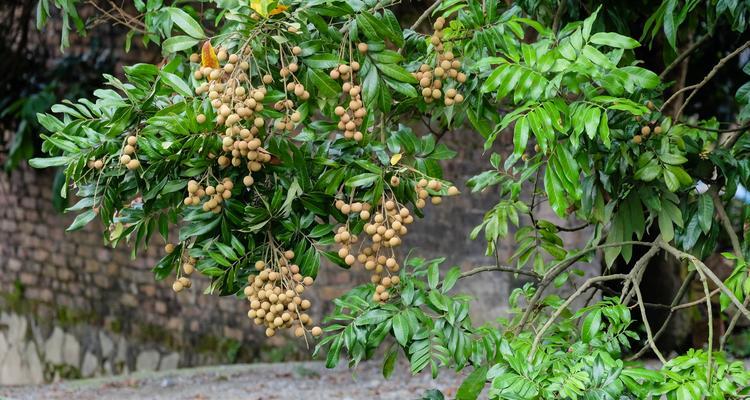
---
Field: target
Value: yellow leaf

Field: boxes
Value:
[201,41,219,69]
[390,153,402,165]
[250,0,271,17]
[269,4,288,15]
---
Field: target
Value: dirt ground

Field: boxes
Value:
[0,360,469,400]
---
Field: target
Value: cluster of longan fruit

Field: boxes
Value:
[415,178,459,209]
[165,244,195,293]
[333,197,414,302]
[117,135,141,170]
[244,250,322,338]
[183,177,235,213]
[412,17,467,106]
[632,122,662,144]
[273,45,309,131]
[330,50,366,142]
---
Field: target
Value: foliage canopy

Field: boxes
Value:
[30,0,750,398]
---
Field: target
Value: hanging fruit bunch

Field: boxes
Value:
[33,1,461,342]
[414,17,467,106]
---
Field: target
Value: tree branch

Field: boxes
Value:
[709,187,742,258]
[659,241,750,321]
[459,264,541,280]
[529,273,630,360]
[662,40,750,120]
[514,240,657,333]
[410,0,442,31]
[629,270,696,360]
[659,27,714,79]
[633,283,667,364]
[721,296,750,351]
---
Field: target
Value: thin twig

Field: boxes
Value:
[628,270,696,360]
[721,296,750,351]
[551,0,566,33]
[709,188,742,258]
[662,40,750,120]
[659,241,750,321]
[410,0,443,31]
[694,260,714,383]
[528,274,630,359]
[514,240,657,333]
[459,265,541,280]
[659,27,714,79]
[685,122,750,134]
[633,283,667,364]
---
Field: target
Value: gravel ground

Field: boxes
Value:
[0,360,468,400]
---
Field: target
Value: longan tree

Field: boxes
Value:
[30,0,750,398]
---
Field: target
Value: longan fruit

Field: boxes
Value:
[196,114,207,123]
[641,126,651,135]
[127,136,138,146]
[164,243,175,254]
[292,46,302,55]
[172,281,184,292]
[653,126,663,135]
[357,43,368,53]
[284,250,295,260]
[120,155,131,165]
[633,135,643,144]
[447,186,460,196]
[311,326,323,337]
[127,159,141,170]
[262,74,273,84]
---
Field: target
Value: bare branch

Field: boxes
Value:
[459,265,541,280]
[659,28,714,79]
[661,40,750,120]
[633,283,667,364]
[529,274,629,359]
[721,296,750,351]
[709,188,742,258]
[515,240,658,333]
[659,241,750,321]
[629,270,696,360]
[410,0,442,31]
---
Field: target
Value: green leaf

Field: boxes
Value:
[356,309,392,325]
[382,348,397,379]
[392,312,410,346]
[307,68,340,98]
[159,71,193,98]
[582,45,613,67]
[590,32,640,49]
[345,173,379,188]
[302,54,341,69]
[165,7,205,38]
[427,262,439,289]
[697,195,713,233]
[161,35,200,54]
[581,309,602,342]
[66,209,97,231]
[376,63,418,83]
[620,66,660,89]
[456,365,488,400]
[442,267,461,293]
[658,209,675,242]
[29,156,72,169]
[662,168,680,192]
[634,159,661,181]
